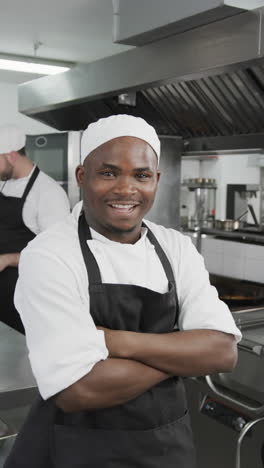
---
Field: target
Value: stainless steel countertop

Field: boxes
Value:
[0,323,37,410]
[201,227,264,244]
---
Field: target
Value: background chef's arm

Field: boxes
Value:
[55,358,170,413]
[0,253,20,271]
[100,328,237,376]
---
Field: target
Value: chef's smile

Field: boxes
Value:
[107,201,140,215]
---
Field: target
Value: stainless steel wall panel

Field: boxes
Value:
[146,138,183,229]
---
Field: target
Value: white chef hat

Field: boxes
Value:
[0,125,26,154]
[81,114,160,164]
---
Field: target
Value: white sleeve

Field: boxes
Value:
[176,236,242,342]
[37,184,71,232]
[14,248,108,400]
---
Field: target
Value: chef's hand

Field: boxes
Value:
[0,253,20,272]
[0,254,11,272]
[97,326,131,358]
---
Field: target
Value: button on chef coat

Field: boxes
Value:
[14,201,242,400]
[0,166,70,233]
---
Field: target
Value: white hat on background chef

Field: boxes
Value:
[81,114,161,165]
[0,125,26,154]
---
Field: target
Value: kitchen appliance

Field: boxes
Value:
[185,275,264,468]
[210,274,264,308]
[26,132,81,208]
[205,308,264,468]
[226,184,260,227]
[0,323,37,463]
[214,213,247,232]
[182,178,217,229]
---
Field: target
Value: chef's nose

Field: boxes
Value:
[112,175,137,196]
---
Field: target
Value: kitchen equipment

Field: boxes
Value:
[210,274,264,307]
[220,294,264,306]
[184,275,264,468]
[26,132,81,208]
[211,308,264,406]
[0,323,37,463]
[248,203,259,227]
[186,306,264,468]
[182,178,217,229]
[214,210,248,231]
[214,218,243,231]
[226,184,260,225]
[207,308,264,468]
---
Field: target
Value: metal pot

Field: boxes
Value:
[214,219,244,231]
[215,209,248,231]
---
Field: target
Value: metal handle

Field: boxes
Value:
[235,417,264,468]
[248,203,259,226]
[0,431,17,442]
[236,209,248,221]
[205,375,264,416]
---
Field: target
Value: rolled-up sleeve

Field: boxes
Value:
[176,236,242,341]
[14,247,108,400]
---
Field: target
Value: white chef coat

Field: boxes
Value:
[15,201,242,400]
[0,166,70,234]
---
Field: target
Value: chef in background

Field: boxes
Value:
[0,124,70,333]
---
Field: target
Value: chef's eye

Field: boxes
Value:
[100,170,115,177]
[136,172,152,179]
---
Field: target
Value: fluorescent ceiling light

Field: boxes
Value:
[0,54,73,75]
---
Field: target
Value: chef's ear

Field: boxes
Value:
[7,151,19,164]
[75,165,85,187]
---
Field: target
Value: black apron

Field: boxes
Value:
[4,213,196,468]
[0,166,40,333]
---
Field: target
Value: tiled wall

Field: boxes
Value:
[201,237,264,283]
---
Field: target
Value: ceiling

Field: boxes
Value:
[0,0,132,84]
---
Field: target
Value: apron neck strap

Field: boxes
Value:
[78,213,102,283]
[21,166,40,202]
[142,222,175,284]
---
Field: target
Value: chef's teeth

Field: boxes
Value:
[111,204,134,209]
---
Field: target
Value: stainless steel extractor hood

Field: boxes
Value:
[112,0,259,46]
[18,6,264,151]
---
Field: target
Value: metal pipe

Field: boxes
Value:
[112,0,120,43]
[236,209,248,221]
[248,203,259,226]
[261,167,264,226]
[235,417,264,468]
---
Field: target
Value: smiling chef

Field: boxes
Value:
[5,114,241,468]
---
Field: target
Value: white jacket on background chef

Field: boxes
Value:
[0,124,70,333]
